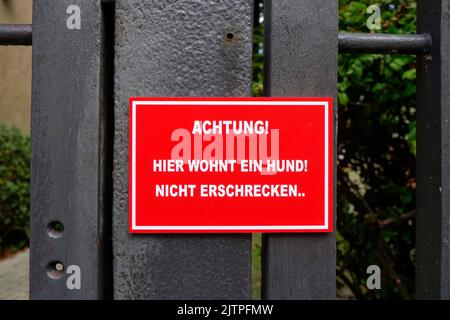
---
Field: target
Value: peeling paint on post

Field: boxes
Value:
[113,0,253,299]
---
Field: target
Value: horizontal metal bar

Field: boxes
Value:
[339,32,432,54]
[0,26,435,54]
[0,24,32,46]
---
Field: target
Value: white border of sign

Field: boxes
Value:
[131,99,330,231]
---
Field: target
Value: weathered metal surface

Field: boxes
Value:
[0,24,32,46]
[416,0,450,300]
[262,0,337,299]
[339,32,431,54]
[113,0,253,299]
[30,0,110,299]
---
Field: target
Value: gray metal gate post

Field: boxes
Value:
[262,0,338,299]
[416,0,450,299]
[112,0,253,299]
[30,0,112,299]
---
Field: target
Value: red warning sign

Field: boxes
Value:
[129,97,333,233]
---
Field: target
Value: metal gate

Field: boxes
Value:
[0,0,448,299]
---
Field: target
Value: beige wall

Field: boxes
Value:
[0,0,32,134]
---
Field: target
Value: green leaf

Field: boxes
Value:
[402,69,416,80]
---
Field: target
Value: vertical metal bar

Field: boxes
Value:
[262,0,337,299]
[416,0,450,299]
[113,0,253,299]
[30,0,110,299]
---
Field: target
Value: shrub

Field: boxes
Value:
[337,0,417,299]
[0,125,30,254]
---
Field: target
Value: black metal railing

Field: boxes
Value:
[2,9,445,299]
[338,32,432,54]
[0,24,433,56]
[0,24,32,46]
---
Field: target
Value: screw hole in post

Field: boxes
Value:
[226,32,234,41]
[46,261,65,279]
[47,221,64,238]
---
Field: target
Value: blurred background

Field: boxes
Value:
[0,0,32,300]
[0,0,417,300]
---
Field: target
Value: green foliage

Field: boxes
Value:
[253,2,264,97]
[337,0,417,299]
[0,125,30,254]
